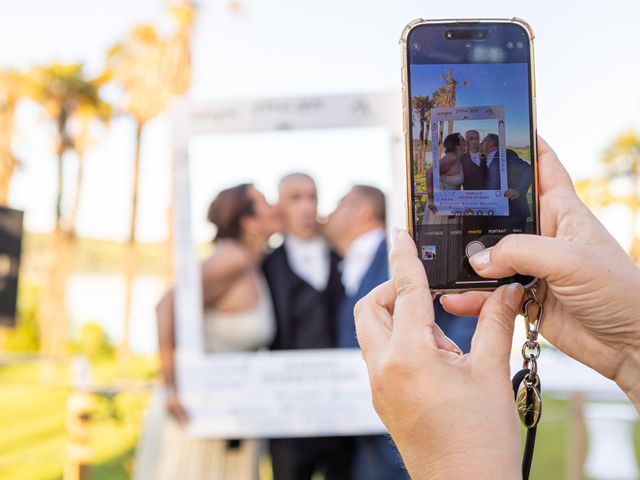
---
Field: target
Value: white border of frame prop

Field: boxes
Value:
[171,93,402,438]
[429,105,508,216]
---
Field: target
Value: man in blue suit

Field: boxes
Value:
[324,185,477,479]
[481,133,533,232]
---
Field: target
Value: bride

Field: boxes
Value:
[135,184,281,480]
[423,132,466,225]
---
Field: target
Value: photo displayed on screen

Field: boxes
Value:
[410,62,535,288]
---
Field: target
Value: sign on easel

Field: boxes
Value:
[0,207,23,327]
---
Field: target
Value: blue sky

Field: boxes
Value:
[410,63,531,146]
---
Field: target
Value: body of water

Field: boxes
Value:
[66,273,165,354]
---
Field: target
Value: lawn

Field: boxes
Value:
[0,357,156,480]
[1,358,638,479]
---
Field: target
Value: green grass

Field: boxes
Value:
[0,358,155,480]
[1,359,638,480]
[528,397,640,478]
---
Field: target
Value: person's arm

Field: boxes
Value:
[425,166,437,213]
[156,288,189,427]
[354,229,522,480]
[513,158,533,195]
[155,243,252,426]
[507,154,533,199]
[442,136,640,410]
[438,152,458,172]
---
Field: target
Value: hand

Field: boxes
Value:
[503,188,521,200]
[442,136,640,406]
[166,386,189,428]
[354,229,523,480]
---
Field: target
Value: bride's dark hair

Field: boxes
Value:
[206,183,255,241]
[443,133,463,154]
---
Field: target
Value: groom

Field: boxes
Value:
[460,129,487,190]
[324,185,478,480]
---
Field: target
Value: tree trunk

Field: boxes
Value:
[69,150,86,239]
[40,230,71,356]
[129,121,143,245]
[0,106,17,205]
[55,110,68,233]
[66,149,84,331]
[120,120,144,359]
[39,111,71,356]
[0,148,15,206]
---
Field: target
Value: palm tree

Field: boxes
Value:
[412,95,433,145]
[602,131,640,261]
[105,0,195,357]
[67,97,112,237]
[24,63,108,355]
[431,86,448,156]
[411,95,433,177]
[431,69,470,156]
[25,63,106,233]
[439,69,470,137]
[0,69,24,205]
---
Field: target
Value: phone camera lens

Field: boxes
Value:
[506,41,514,49]
[412,41,421,50]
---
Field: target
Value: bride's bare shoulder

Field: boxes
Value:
[202,240,251,278]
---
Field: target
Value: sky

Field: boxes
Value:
[410,63,531,147]
[1,0,640,247]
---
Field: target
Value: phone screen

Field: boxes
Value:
[405,22,538,291]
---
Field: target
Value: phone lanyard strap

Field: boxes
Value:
[511,287,544,480]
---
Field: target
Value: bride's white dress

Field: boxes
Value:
[422,168,464,225]
[133,274,275,480]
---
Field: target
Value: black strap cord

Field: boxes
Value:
[512,368,541,480]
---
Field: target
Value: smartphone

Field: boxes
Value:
[401,18,539,292]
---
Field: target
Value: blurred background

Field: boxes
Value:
[0,0,639,479]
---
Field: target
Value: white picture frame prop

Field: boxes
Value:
[171,93,402,438]
[429,105,508,216]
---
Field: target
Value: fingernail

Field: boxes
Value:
[439,294,449,305]
[469,248,491,268]
[444,333,463,355]
[502,282,524,313]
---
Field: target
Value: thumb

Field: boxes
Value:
[470,283,523,374]
[469,234,581,281]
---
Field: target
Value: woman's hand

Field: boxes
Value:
[442,136,640,407]
[166,386,189,428]
[354,229,523,480]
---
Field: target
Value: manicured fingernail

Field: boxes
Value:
[469,248,491,268]
[502,282,524,313]
[439,294,449,305]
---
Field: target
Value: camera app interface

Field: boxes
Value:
[407,24,536,289]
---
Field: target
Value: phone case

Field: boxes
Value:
[400,18,539,293]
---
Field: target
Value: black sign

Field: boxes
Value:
[0,207,23,327]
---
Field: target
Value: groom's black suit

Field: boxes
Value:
[460,152,487,190]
